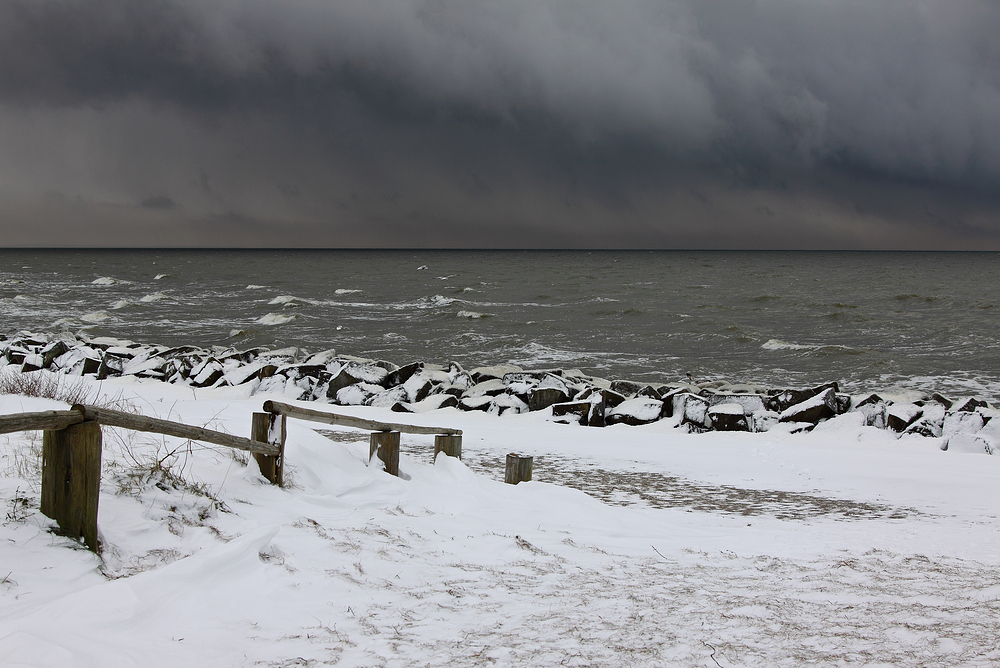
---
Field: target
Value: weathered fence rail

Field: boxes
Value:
[75,405,279,455]
[261,400,462,436]
[0,409,85,435]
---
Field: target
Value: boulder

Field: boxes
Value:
[278,364,327,381]
[402,373,434,403]
[335,383,383,406]
[40,340,69,368]
[470,364,523,384]
[190,359,225,388]
[854,398,887,429]
[952,397,989,413]
[674,393,710,429]
[942,411,985,437]
[459,395,494,412]
[635,385,663,400]
[929,393,954,410]
[571,390,608,427]
[503,372,542,395]
[384,361,424,388]
[373,359,399,373]
[599,388,626,409]
[391,394,460,413]
[439,384,467,398]
[945,433,995,455]
[708,403,750,431]
[343,362,390,386]
[97,353,129,380]
[464,379,507,398]
[20,354,44,373]
[904,418,942,438]
[325,367,362,399]
[610,380,644,398]
[551,401,591,425]
[886,403,923,433]
[606,397,664,426]
[487,393,529,416]
[766,382,840,413]
[779,388,837,424]
[125,356,169,379]
[529,387,570,412]
[709,394,765,415]
[750,411,780,433]
[367,386,409,409]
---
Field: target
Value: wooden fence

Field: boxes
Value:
[259,400,463,479]
[1,401,467,553]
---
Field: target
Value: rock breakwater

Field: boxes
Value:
[2,332,997,455]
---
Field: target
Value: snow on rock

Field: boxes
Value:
[0,332,996,444]
[779,388,837,424]
[946,433,995,455]
[606,397,663,426]
[708,402,750,432]
[887,403,923,432]
[943,410,985,437]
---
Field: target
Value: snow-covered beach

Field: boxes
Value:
[2,345,1000,666]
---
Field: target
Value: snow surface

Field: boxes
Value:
[1,373,1000,667]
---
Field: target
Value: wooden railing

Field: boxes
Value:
[2,401,464,553]
[1,404,275,553]
[258,400,463,479]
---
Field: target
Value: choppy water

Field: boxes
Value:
[1,250,998,400]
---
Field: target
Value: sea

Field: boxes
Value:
[1,249,998,401]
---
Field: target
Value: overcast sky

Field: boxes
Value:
[0,0,998,248]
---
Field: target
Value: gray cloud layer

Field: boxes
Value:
[0,0,998,248]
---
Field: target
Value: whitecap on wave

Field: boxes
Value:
[154,273,169,280]
[139,292,168,303]
[81,311,109,323]
[335,288,362,295]
[431,295,455,307]
[761,339,816,351]
[269,295,318,307]
[228,328,259,339]
[91,277,118,285]
[246,284,267,289]
[457,310,492,319]
[256,313,296,325]
[111,299,130,310]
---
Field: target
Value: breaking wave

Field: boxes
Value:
[256,313,297,325]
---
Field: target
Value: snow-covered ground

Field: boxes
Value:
[1,373,1000,667]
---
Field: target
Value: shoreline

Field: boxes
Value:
[1,330,997,454]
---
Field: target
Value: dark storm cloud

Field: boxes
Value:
[0,0,998,248]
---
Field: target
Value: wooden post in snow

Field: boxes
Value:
[369,431,400,476]
[41,420,102,552]
[251,412,286,486]
[433,434,462,461]
[505,453,533,485]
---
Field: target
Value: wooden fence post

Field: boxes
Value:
[369,431,400,476]
[41,420,102,552]
[505,453,533,485]
[251,412,286,486]
[433,434,462,461]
